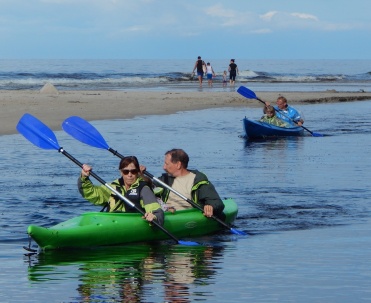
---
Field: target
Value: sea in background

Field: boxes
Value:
[0,59,371,302]
[0,59,370,92]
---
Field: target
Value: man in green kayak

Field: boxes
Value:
[78,156,164,226]
[156,148,225,219]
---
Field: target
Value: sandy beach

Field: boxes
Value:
[1,89,371,135]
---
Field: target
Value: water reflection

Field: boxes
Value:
[244,135,305,148]
[27,244,224,302]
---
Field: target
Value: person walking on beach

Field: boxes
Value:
[228,59,239,86]
[206,62,216,87]
[192,56,206,87]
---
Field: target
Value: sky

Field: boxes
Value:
[1,0,370,60]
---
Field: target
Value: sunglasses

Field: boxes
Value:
[121,169,139,175]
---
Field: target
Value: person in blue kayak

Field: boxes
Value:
[266,96,304,126]
[78,156,164,225]
[260,105,289,127]
[154,148,225,220]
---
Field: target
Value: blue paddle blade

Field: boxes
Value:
[230,228,247,236]
[312,132,324,137]
[16,113,60,150]
[62,116,109,150]
[237,86,257,99]
[178,240,200,246]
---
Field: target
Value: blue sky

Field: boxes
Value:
[1,0,370,59]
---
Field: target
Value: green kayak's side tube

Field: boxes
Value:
[28,198,239,250]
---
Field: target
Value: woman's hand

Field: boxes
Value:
[81,164,92,177]
[143,212,156,222]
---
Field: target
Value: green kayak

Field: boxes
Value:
[28,198,238,250]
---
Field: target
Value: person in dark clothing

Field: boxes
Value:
[192,56,206,87]
[228,59,239,86]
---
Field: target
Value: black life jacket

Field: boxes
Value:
[111,178,148,213]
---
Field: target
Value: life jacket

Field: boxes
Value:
[109,178,148,212]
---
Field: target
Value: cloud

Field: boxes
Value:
[260,11,319,23]
[255,10,325,32]
[204,4,253,27]
[251,28,272,34]
[120,25,151,33]
[260,11,278,21]
[205,4,236,18]
[291,13,318,21]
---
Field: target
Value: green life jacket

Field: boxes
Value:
[110,178,148,212]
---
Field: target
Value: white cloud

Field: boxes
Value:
[291,13,318,21]
[205,4,237,18]
[204,4,255,27]
[260,11,319,24]
[256,10,326,32]
[260,11,278,21]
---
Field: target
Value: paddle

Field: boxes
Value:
[62,116,246,236]
[16,113,199,246]
[237,86,324,137]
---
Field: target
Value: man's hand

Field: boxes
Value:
[203,205,214,218]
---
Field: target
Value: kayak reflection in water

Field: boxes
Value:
[27,245,224,302]
[76,246,222,302]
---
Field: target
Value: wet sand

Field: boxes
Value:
[1,89,371,135]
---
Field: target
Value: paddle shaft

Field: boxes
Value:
[107,148,233,230]
[58,147,186,244]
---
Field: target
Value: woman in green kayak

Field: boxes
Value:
[78,156,164,225]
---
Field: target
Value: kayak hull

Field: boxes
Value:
[28,198,238,250]
[243,117,304,139]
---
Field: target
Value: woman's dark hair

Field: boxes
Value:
[119,156,140,171]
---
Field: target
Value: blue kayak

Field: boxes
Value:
[243,117,304,139]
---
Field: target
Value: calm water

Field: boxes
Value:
[1,100,371,302]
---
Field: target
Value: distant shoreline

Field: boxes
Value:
[2,89,371,136]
